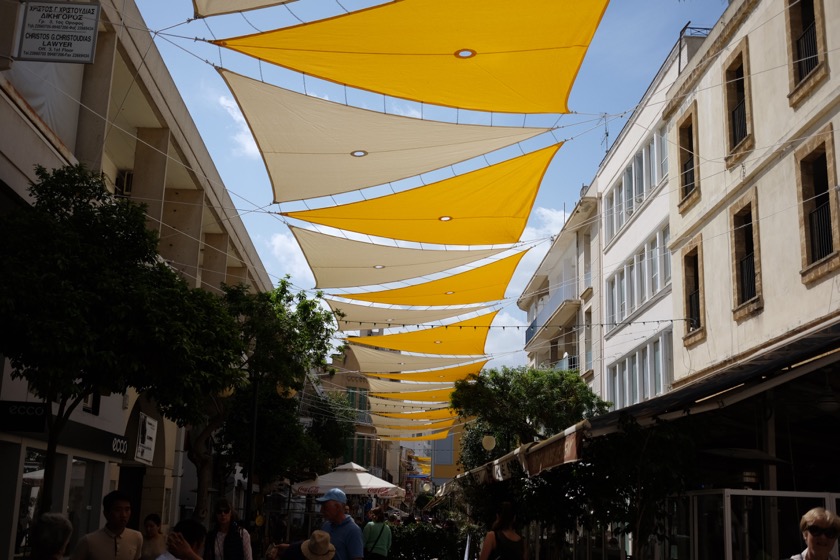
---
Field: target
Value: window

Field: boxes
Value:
[617,269,626,322]
[634,152,645,204]
[785,0,828,107]
[583,233,592,290]
[608,329,672,410]
[723,39,754,166]
[604,191,615,240]
[795,123,839,283]
[82,393,101,415]
[648,237,660,297]
[626,261,635,314]
[584,310,592,372]
[661,227,671,285]
[730,190,763,319]
[682,235,706,345]
[640,347,649,400]
[606,277,616,328]
[677,103,700,210]
[645,138,656,191]
[624,168,634,218]
[658,125,669,181]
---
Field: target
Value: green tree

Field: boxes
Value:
[0,165,243,514]
[451,366,610,469]
[186,280,340,522]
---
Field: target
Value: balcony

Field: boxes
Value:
[525,279,579,349]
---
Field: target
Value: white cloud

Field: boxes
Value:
[485,310,528,369]
[218,95,260,159]
[265,229,315,289]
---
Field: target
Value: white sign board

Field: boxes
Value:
[135,412,158,466]
[17,2,100,64]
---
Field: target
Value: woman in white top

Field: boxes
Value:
[791,508,840,560]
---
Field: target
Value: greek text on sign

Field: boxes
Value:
[18,2,101,64]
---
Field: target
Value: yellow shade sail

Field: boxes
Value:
[326,299,487,332]
[368,396,450,414]
[414,456,432,463]
[365,361,486,383]
[285,145,560,245]
[371,414,453,428]
[346,311,497,355]
[379,430,451,442]
[371,388,453,402]
[193,0,292,17]
[214,0,609,113]
[367,378,453,393]
[379,409,456,421]
[349,345,481,373]
[373,418,457,432]
[338,252,526,306]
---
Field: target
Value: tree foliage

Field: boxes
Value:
[0,165,243,513]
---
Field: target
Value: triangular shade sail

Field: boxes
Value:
[349,345,481,373]
[365,361,486,383]
[220,70,549,202]
[339,252,526,306]
[346,312,498,355]
[379,430,451,442]
[370,387,453,402]
[285,145,560,245]
[367,378,453,394]
[377,408,457,421]
[375,419,456,434]
[193,0,292,17]
[371,417,456,431]
[326,299,487,332]
[414,456,432,463]
[368,395,450,413]
[292,226,506,289]
[371,414,447,427]
[214,0,609,113]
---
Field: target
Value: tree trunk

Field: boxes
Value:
[187,414,224,523]
[36,395,77,516]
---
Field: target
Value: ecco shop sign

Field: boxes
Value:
[17,2,101,64]
[0,401,47,433]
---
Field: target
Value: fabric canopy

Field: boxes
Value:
[291,226,506,289]
[370,387,454,402]
[376,408,457,421]
[374,419,456,434]
[368,395,451,414]
[285,145,560,244]
[371,416,456,431]
[348,345,481,373]
[414,456,432,463]
[192,0,292,17]
[214,0,609,113]
[346,312,498,355]
[379,430,451,442]
[220,69,549,202]
[293,462,405,498]
[338,252,526,306]
[365,361,486,382]
[326,299,487,332]
[367,378,454,394]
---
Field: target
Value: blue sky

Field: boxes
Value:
[136,0,728,368]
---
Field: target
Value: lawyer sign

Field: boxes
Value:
[18,2,100,63]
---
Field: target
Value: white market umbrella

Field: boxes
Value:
[293,462,405,499]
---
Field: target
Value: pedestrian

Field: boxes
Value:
[142,513,168,560]
[71,490,144,560]
[478,502,527,560]
[275,530,336,560]
[160,518,207,560]
[362,507,391,560]
[316,488,364,560]
[30,513,73,560]
[791,507,840,560]
[204,498,252,560]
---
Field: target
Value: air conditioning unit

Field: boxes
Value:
[115,170,134,197]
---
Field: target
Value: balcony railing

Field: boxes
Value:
[730,97,747,148]
[687,289,701,331]
[796,21,818,83]
[738,252,756,304]
[525,279,579,345]
[809,201,833,262]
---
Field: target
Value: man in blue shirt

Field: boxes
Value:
[317,489,364,560]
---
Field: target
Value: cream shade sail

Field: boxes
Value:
[379,409,456,420]
[374,419,456,433]
[193,0,293,17]
[292,226,506,289]
[370,414,450,427]
[285,145,560,245]
[379,430,450,442]
[214,0,609,113]
[371,416,456,431]
[220,69,549,202]
[365,361,486,383]
[346,312,498,355]
[326,299,487,332]
[348,345,481,373]
[368,396,449,413]
[366,378,453,394]
[339,252,526,306]
[370,387,454,402]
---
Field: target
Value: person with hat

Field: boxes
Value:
[316,489,364,560]
[275,530,336,560]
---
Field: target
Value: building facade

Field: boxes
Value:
[0,0,270,556]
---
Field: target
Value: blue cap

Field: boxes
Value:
[315,488,347,504]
